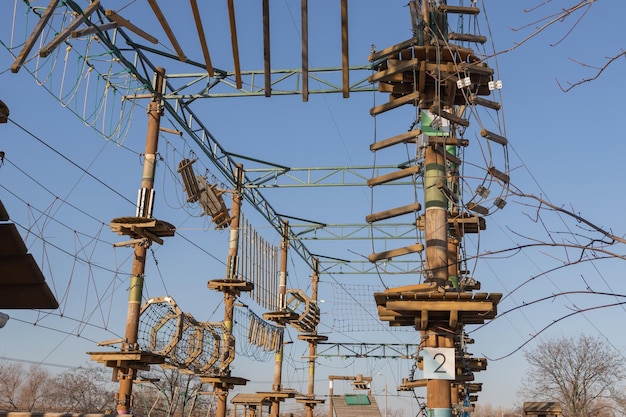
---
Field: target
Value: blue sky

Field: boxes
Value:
[1,0,625,413]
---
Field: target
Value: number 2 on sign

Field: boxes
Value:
[422,347,455,380]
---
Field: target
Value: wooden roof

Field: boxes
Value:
[332,395,382,417]
[0,202,58,309]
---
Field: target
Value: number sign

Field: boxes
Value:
[422,347,455,380]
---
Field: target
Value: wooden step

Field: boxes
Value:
[427,136,469,147]
[459,62,494,75]
[367,165,421,187]
[370,129,421,151]
[366,202,421,223]
[438,5,480,15]
[449,32,487,44]
[433,145,462,166]
[469,94,501,110]
[369,58,419,83]
[466,202,489,216]
[368,243,424,262]
[368,37,418,62]
[480,129,508,145]
[370,91,420,116]
[429,105,470,127]
[488,166,510,183]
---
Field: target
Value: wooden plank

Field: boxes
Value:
[368,243,424,262]
[385,299,496,312]
[366,202,421,223]
[227,0,243,89]
[39,0,100,57]
[263,0,271,97]
[369,37,419,62]
[105,10,158,44]
[72,22,117,38]
[438,5,480,15]
[147,0,187,61]
[190,0,214,77]
[367,165,420,187]
[370,91,420,116]
[368,58,419,83]
[11,0,61,73]
[480,128,507,145]
[341,0,349,98]
[430,105,470,127]
[370,129,421,151]
[449,32,487,44]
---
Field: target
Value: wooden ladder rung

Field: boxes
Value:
[433,145,462,166]
[368,37,419,62]
[480,129,508,145]
[369,58,419,83]
[368,243,424,262]
[488,166,510,183]
[430,105,470,127]
[366,202,421,223]
[470,94,501,110]
[370,129,421,151]
[367,165,420,187]
[449,32,487,44]
[370,91,420,116]
[460,62,494,76]
[438,5,480,15]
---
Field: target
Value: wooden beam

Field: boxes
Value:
[227,0,243,89]
[340,0,349,98]
[190,0,214,77]
[367,165,420,187]
[105,10,158,44]
[72,22,118,38]
[263,0,271,97]
[147,0,187,61]
[370,129,421,151]
[368,58,419,83]
[11,0,61,73]
[39,0,100,58]
[368,243,424,262]
[366,202,421,223]
[301,0,309,102]
[370,91,420,116]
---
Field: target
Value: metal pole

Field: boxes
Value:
[115,66,165,415]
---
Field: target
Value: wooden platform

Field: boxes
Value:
[88,350,165,372]
[374,287,501,330]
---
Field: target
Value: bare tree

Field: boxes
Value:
[0,361,24,411]
[499,1,624,91]
[46,366,116,413]
[134,366,214,417]
[518,335,626,417]
[18,365,52,411]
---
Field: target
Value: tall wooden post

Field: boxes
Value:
[423,144,453,417]
[213,163,250,417]
[270,221,289,417]
[115,66,165,415]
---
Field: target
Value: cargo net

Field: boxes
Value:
[138,296,234,375]
[327,282,411,333]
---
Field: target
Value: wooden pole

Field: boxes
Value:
[271,221,289,417]
[215,164,245,417]
[115,66,165,415]
[423,143,452,417]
